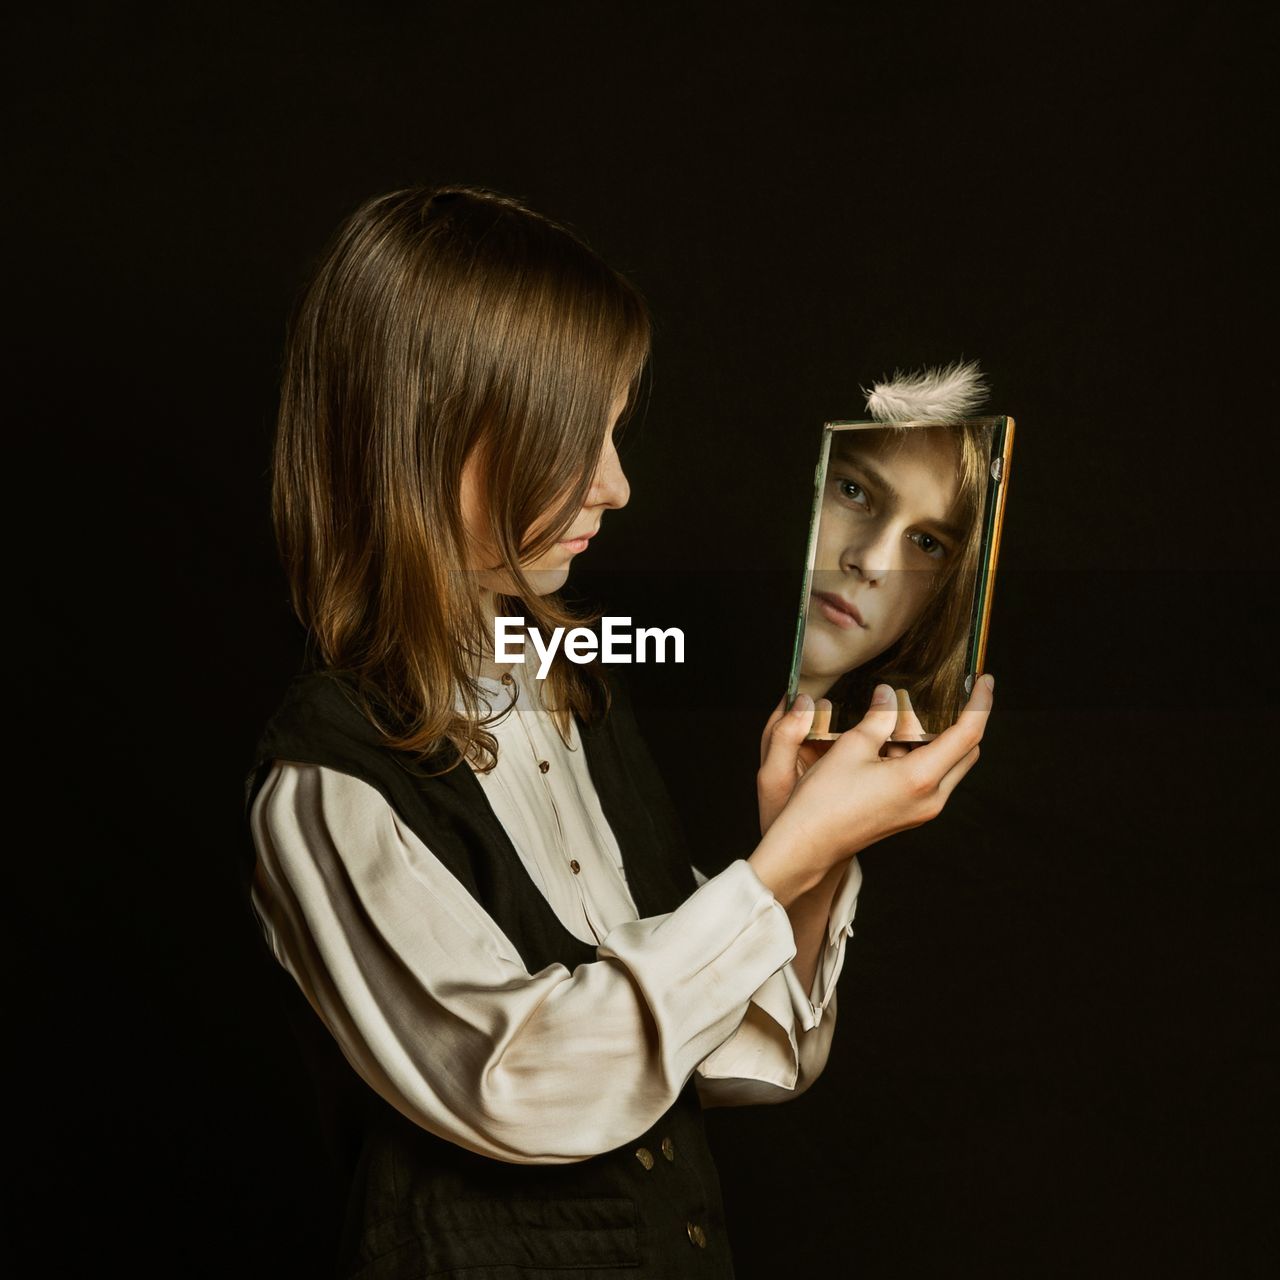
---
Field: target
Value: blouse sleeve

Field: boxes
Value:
[248,761,800,1165]
[688,859,861,1107]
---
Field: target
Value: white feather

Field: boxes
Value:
[862,359,988,422]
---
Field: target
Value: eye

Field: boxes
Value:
[909,531,947,560]
[833,477,869,509]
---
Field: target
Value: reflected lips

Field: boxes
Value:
[813,591,867,629]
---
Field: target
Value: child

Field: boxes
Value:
[244,184,994,1278]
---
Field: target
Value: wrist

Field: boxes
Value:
[748,821,830,909]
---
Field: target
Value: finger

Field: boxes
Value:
[893,688,925,740]
[760,693,815,786]
[901,673,995,781]
[759,694,790,764]
[935,741,981,801]
[833,684,901,761]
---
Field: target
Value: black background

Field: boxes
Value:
[17,2,1275,1275]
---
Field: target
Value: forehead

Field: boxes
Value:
[831,427,961,509]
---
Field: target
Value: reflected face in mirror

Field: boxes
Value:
[802,426,966,698]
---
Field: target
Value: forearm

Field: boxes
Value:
[747,823,830,908]
[254,764,802,1162]
[747,823,849,992]
[783,860,849,997]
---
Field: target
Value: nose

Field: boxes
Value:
[841,526,901,584]
[587,435,630,511]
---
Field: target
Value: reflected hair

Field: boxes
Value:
[272,184,652,772]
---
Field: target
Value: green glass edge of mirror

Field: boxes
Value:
[785,424,834,708]
[784,414,1015,717]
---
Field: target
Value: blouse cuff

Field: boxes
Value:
[696,857,862,1090]
[781,855,863,1030]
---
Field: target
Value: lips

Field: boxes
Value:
[813,590,868,629]
[559,526,599,544]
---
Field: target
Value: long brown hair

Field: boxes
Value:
[828,420,993,733]
[271,184,652,772]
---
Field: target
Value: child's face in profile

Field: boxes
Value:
[461,391,631,597]
[802,426,965,683]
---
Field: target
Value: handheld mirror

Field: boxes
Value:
[785,416,1014,742]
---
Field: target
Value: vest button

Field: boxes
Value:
[635,1147,654,1170]
[500,672,514,685]
[687,1221,707,1248]
[538,759,550,773]
[660,1136,675,1162]
[569,859,581,874]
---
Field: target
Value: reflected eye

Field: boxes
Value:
[834,477,869,509]
[909,531,947,560]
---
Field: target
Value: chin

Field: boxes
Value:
[523,566,570,596]
[803,642,862,681]
[806,626,869,672]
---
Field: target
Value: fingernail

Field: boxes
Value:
[982,674,995,692]
[791,694,813,715]
[871,684,894,706]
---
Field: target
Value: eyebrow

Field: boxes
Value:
[831,449,969,544]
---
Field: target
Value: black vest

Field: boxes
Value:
[241,668,737,1279]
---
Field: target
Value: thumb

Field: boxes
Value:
[843,684,900,759]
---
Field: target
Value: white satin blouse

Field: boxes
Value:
[248,661,862,1165]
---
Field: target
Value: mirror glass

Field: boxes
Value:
[786,416,1014,740]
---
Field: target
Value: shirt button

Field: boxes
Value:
[686,1222,707,1248]
[569,859,581,874]
[538,760,550,773]
[500,672,514,685]
[635,1147,654,1170]
[660,1136,675,1162]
